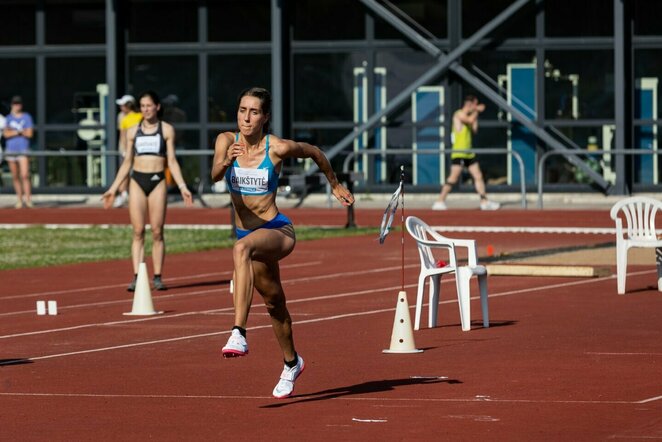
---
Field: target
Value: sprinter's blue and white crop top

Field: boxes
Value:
[224,133,280,196]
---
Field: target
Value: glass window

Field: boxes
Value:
[541,126,609,185]
[172,129,199,151]
[375,0,447,39]
[463,50,537,120]
[129,56,199,122]
[208,0,270,42]
[0,1,36,45]
[46,57,105,124]
[208,54,271,124]
[0,59,36,115]
[374,49,444,124]
[293,0,364,40]
[545,0,612,37]
[470,127,508,185]
[45,131,93,187]
[634,50,662,186]
[634,1,662,36]
[544,51,614,119]
[293,128,352,173]
[171,130,202,185]
[462,0,535,38]
[128,0,197,43]
[293,53,364,121]
[635,50,662,121]
[45,0,105,44]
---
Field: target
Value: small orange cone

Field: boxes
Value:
[486,244,495,257]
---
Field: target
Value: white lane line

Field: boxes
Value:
[0,308,231,339]
[636,395,662,404]
[1,266,653,338]
[0,263,417,317]
[0,223,627,235]
[586,352,662,356]
[0,392,645,405]
[432,226,621,234]
[0,268,643,339]
[0,223,234,230]
[0,283,418,340]
[0,261,322,301]
[0,274,625,361]
[0,287,221,318]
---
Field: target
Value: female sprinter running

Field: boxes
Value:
[103,90,193,291]
[211,87,354,398]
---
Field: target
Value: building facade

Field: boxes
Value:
[0,0,660,195]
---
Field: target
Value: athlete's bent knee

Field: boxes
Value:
[232,241,253,263]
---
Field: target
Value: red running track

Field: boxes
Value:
[0,207,660,440]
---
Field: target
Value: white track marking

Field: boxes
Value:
[0,223,234,230]
[0,287,221,318]
[0,308,232,339]
[432,225,621,234]
[0,263,418,315]
[0,260,322,301]
[636,395,662,404]
[586,352,662,356]
[1,267,655,338]
[0,391,652,406]
[0,223,632,235]
[0,274,633,360]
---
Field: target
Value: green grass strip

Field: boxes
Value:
[0,226,380,270]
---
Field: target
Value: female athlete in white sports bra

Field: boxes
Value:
[103,90,193,292]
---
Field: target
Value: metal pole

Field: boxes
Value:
[613,0,633,195]
[105,0,118,185]
[271,0,283,137]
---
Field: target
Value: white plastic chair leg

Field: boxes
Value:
[457,267,471,331]
[428,274,440,328]
[616,243,627,295]
[478,273,489,328]
[656,247,662,292]
[414,274,426,330]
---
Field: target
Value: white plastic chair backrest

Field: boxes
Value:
[405,216,457,270]
[610,196,662,241]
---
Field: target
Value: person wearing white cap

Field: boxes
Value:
[113,94,142,207]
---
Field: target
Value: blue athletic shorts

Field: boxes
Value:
[235,212,293,240]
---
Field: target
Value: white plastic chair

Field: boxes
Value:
[610,196,662,295]
[405,216,489,331]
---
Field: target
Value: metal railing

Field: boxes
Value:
[342,147,527,209]
[537,149,659,209]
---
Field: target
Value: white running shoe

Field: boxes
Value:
[480,199,501,211]
[221,329,248,358]
[272,355,305,399]
[431,201,448,211]
[113,191,128,208]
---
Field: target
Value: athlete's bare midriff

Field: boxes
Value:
[232,192,280,230]
[132,155,167,174]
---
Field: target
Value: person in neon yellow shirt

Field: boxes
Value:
[432,95,500,211]
[113,95,143,207]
